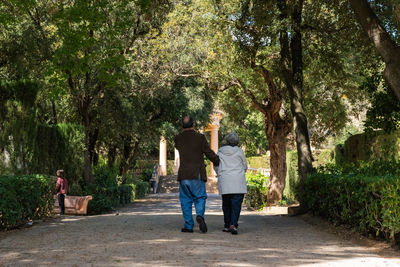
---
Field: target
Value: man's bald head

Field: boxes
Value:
[182,115,194,129]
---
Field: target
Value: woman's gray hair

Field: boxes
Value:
[225,132,239,146]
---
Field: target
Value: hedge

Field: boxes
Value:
[0,175,53,229]
[246,156,270,169]
[86,181,149,215]
[134,179,150,199]
[244,172,268,209]
[304,172,400,244]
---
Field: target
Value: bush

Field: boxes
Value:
[246,156,270,169]
[133,179,149,199]
[86,185,120,215]
[119,184,136,205]
[86,182,141,214]
[140,168,153,182]
[304,172,400,244]
[244,172,268,210]
[93,164,118,187]
[0,175,53,229]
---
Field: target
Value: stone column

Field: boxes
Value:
[209,125,219,177]
[174,148,180,175]
[204,110,224,177]
[159,136,167,176]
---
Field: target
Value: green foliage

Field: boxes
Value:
[246,156,270,169]
[133,179,150,199]
[1,121,84,183]
[86,185,120,215]
[125,173,150,199]
[284,151,299,202]
[363,72,400,133]
[0,174,53,229]
[87,163,149,213]
[304,172,400,244]
[219,111,269,158]
[319,159,400,177]
[167,160,175,175]
[244,172,268,210]
[334,131,400,166]
[119,184,136,205]
[313,149,335,167]
[93,164,118,188]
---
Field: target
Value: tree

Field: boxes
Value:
[48,0,170,185]
[159,0,292,203]
[277,0,314,195]
[349,0,400,101]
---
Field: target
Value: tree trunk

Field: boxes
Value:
[107,145,117,168]
[82,108,94,185]
[265,121,288,205]
[289,0,313,194]
[244,65,291,205]
[278,0,313,201]
[119,136,131,175]
[89,128,99,166]
[349,0,400,101]
[120,140,140,184]
[51,100,57,124]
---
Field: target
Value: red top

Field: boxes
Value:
[56,177,68,195]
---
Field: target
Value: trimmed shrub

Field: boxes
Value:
[334,131,400,167]
[246,156,270,169]
[86,183,141,214]
[134,180,149,199]
[119,184,136,205]
[244,172,268,209]
[86,185,120,215]
[304,172,400,244]
[0,175,53,229]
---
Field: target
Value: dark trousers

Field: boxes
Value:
[222,194,244,228]
[58,194,65,215]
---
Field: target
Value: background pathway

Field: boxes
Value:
[0,194,399,266]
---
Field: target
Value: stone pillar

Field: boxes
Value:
[174,148,180,175]
[204,110,224,177]
[159,136,167,176]
[209,125,219,177]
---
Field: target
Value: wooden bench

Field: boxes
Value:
[53,195,93,215]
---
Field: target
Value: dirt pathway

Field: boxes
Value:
[1,194,399,266]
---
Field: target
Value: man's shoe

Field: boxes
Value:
[196,215,207,233]
[222,227,229,232]
[181,228,193,233]
[228,225,238,235]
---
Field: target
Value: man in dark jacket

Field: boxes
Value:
[174,115,220,233]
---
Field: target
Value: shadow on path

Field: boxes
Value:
[0,194,399,266]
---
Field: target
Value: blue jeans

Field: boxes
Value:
[179,178,207,229]
[222,194,244,228]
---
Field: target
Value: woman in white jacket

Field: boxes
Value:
[215,132,247,235]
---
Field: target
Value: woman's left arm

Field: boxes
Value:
[240,149,247,172]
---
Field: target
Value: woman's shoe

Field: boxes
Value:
[228,225,238,235]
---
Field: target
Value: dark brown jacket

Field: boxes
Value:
[174,129,220,182]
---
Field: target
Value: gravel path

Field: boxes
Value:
[1,193,399,266]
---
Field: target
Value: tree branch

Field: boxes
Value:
[236,79,268,114]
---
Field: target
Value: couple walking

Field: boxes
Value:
[174,115,247,235]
